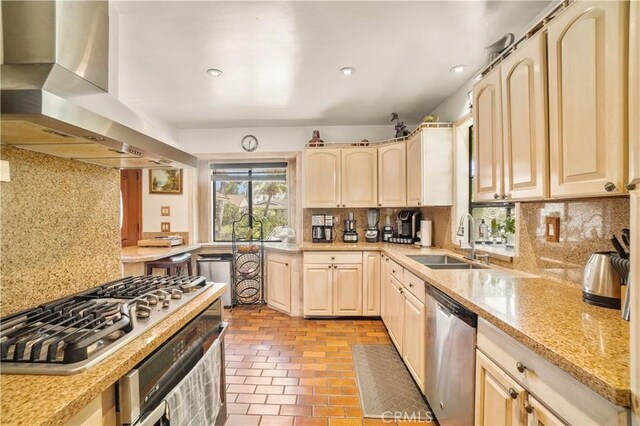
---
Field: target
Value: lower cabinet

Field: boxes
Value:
[303,261,363,316]
[266,253,292,314]
[363,252,381,315]
[333,264,363,316]
[385,274,405,351]
[403,290,426,391]
[303,264,333,316]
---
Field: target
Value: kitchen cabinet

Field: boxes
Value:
[363,252,381,315]
[378,142,407,207]
[304,148,341,207]
[500,31,549,201]
[303,264,333,316]
[630,0,640,186]
[385,274,404,352]
[475,351,525,426]
[303,252,363,317]
[266,253,292,314]
[341,147,378,207]
[473,67,504,202]
[402,289,426,391]
[547,0,629,198]
[477,318,628,425]
[333,264,363,316]
[406,127,454,206]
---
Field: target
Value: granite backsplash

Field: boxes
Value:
[0,146,121,316]
[303,206,452,248]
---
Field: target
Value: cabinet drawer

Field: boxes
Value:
[385,257,403,282]
[477,319,628,425]
[403,269,425,304]
[304,251,362,264]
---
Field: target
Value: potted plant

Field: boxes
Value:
[503,215,516,246]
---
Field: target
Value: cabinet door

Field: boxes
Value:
[630,0,640,186]
[303,264,333,316]
[475,351,526,426]
[267,255,291,314]
[333,264,363,316]
[304,149,342,207]
[547,1,628,198]
[403,291,426,392]
[386,275,405,352]
[378,142,407,207]
[341,148,377,207]
[526,395,565,426]
[473,67,504,202]
[380,255,389,322]
[501,32,548,201]
[363,252,381,316]
[406,133,423,206]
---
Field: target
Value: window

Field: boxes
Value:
[211,163,289,242]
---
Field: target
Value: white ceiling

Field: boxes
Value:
[112,1,550,129]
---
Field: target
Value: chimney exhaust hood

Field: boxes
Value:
[0,0,198,169]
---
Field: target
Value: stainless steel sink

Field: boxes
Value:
[407,255,464,264]
[424,263,487,270]
[407,254,488,270]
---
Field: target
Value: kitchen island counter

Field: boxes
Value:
[0,283,228,426]
[121,243,202,263]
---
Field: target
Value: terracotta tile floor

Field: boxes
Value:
[222,306,430,426]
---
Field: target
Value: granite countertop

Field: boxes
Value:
[121,243,202,263]
[0,283,228,426]
[378,246,630,407]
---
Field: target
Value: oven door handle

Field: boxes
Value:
[134,401,167,426]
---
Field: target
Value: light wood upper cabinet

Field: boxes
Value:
[473,67,504,202]
[475,351,526,426]
[547,0,629,198]
[303,264,333,316]
[363,252,381,316]
[501,31,549,201]
[406,128,453,206]
[341,147,378,207]
[304,148,341,207]
[378,142,407,207]
[267,254,291,314]
[333,264,363,316]
[403,290,426,392]
[630,0,640,186]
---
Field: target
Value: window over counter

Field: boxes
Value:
[211,163,289,242]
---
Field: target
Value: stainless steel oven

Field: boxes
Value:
[118,299,228,426]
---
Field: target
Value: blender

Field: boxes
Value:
[365,209,380,242]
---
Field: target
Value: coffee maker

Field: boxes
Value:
[312,214,335,243]
[391,210,421,244]
[343,212,358,243]
[365,209,380,243]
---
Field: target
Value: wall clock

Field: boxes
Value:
[241,135,258,152]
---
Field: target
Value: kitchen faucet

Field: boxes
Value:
[457,213,476,260]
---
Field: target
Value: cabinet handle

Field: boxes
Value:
[331,256,335,260]
[333,265,337,269]
[493,193,500,199]
[604,182,617,192]
[327,265,332,269]
[516,361,527,373]
[501,194,508,199]
[337,204,341,207]
[409,283,414,288]
[417,202,421,206]
[285,263,288,266]
[392,269,396,273]
[523,400,534,414]
[508,388,518,399]
[378,203,382,207]
[625,182,637,191]
[399,288,404,294]
[386,258,389,263]
[342,204,346,207]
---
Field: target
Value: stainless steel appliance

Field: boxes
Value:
[312,214,325,242]
[324,215,335,242]
[425,283,477,425]
[365,209,380,243]
[582,252,622,309]
[118,299,228,426]
[382,213,394,242]
[0,1,197,169]
[0,275,212,375]
[389,210,421,244]
[198,254,233,307]
[343,212,358,243]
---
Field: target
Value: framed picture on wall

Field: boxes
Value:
[149,169,183,194]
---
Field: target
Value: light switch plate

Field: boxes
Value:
[160,206,170,216]
[545,217,560,242]
[160,222,171,232]
[0,160,10,182]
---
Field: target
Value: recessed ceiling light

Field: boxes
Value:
[206,68,223,77]
[450,65,466,73]
[340,67,355,76]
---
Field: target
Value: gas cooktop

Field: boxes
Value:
[0,275,212,375]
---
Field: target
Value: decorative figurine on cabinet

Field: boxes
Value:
[391,112,410,138]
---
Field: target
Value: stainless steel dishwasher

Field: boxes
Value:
[197,253,233,307]
[424,283,477,426]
